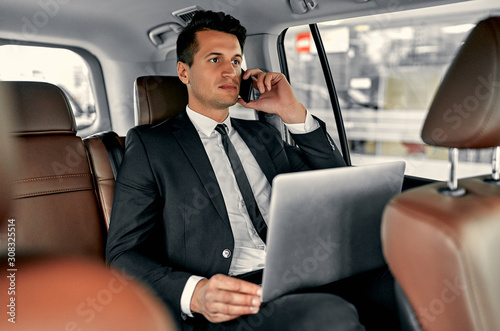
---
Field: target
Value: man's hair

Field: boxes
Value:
[176,11,247,66]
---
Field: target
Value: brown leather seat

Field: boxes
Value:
[0,81,177,331]
[0,89,14,217]
[134,75,188,126]
[382,17,500,331]
[84,134,125,230]
[0,85,16,251]
[84,76,188,228]
[2,81,107,260]
[0,257,177,330]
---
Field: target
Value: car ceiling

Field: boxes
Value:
[0,0,468,62]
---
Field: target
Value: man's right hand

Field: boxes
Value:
[191,274,262,323]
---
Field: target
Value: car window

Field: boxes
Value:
[284,1,500,180]
[283,29,343,148]
[0,45,97,132]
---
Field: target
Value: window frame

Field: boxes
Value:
[277,26,352,166]
[0,39,111,137]
[276,9,497,181]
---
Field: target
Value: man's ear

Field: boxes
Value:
[177,61,189,85]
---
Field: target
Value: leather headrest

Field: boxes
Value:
[0,81,76,136]
[134,76,188,126]
[421,17,500,148]
[2,257,177,330]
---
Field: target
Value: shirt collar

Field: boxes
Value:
[186,106,233,137]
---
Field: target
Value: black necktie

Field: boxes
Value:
[215,124,267,243]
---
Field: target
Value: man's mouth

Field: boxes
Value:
[219,84,238,91]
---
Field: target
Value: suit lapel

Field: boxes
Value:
[171,111,231,230]
[231,119,278,184]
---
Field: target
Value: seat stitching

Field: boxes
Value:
[14,173,91,184]
[12,185,93,199]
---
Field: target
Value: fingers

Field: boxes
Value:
[203,298,259,323]
[191,274,262,323]
[213,274,262,295]
[208,290,260,308]
[207,275,261,310]
[242,69,283,94]
[237,97,250,108]
[240,68,305,123]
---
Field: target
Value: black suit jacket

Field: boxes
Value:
[105,110,345,328]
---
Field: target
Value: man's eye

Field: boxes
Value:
[209,58,218,63]
[232,60,240,65]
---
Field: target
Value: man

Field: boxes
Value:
[106,10,364,331]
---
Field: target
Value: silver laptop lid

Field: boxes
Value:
[261,161,405,302]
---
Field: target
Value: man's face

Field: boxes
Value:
[179,30,243,113]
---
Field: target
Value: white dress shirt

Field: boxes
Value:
[180,107,319,317]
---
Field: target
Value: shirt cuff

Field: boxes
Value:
[180,275,206,318]
[285,109,320,134]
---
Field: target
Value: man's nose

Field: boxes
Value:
[222,62,238,77]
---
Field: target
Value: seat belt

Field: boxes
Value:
[95,131,124,180]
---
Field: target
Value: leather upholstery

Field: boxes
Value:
[0,86,16,241]
[383,176,500,330]
[3,81,106,259]
[3,81,76,135]
[84,135,125,229]
[135,75,188,125]
[421,17,500,148]
[0,257,177,330]
[383,17,500,331]
[85,76,187,227]
[0,81,176,330]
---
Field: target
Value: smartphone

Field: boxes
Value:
[240,69,253,103]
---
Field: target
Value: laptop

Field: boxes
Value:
[261,161,405,302]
